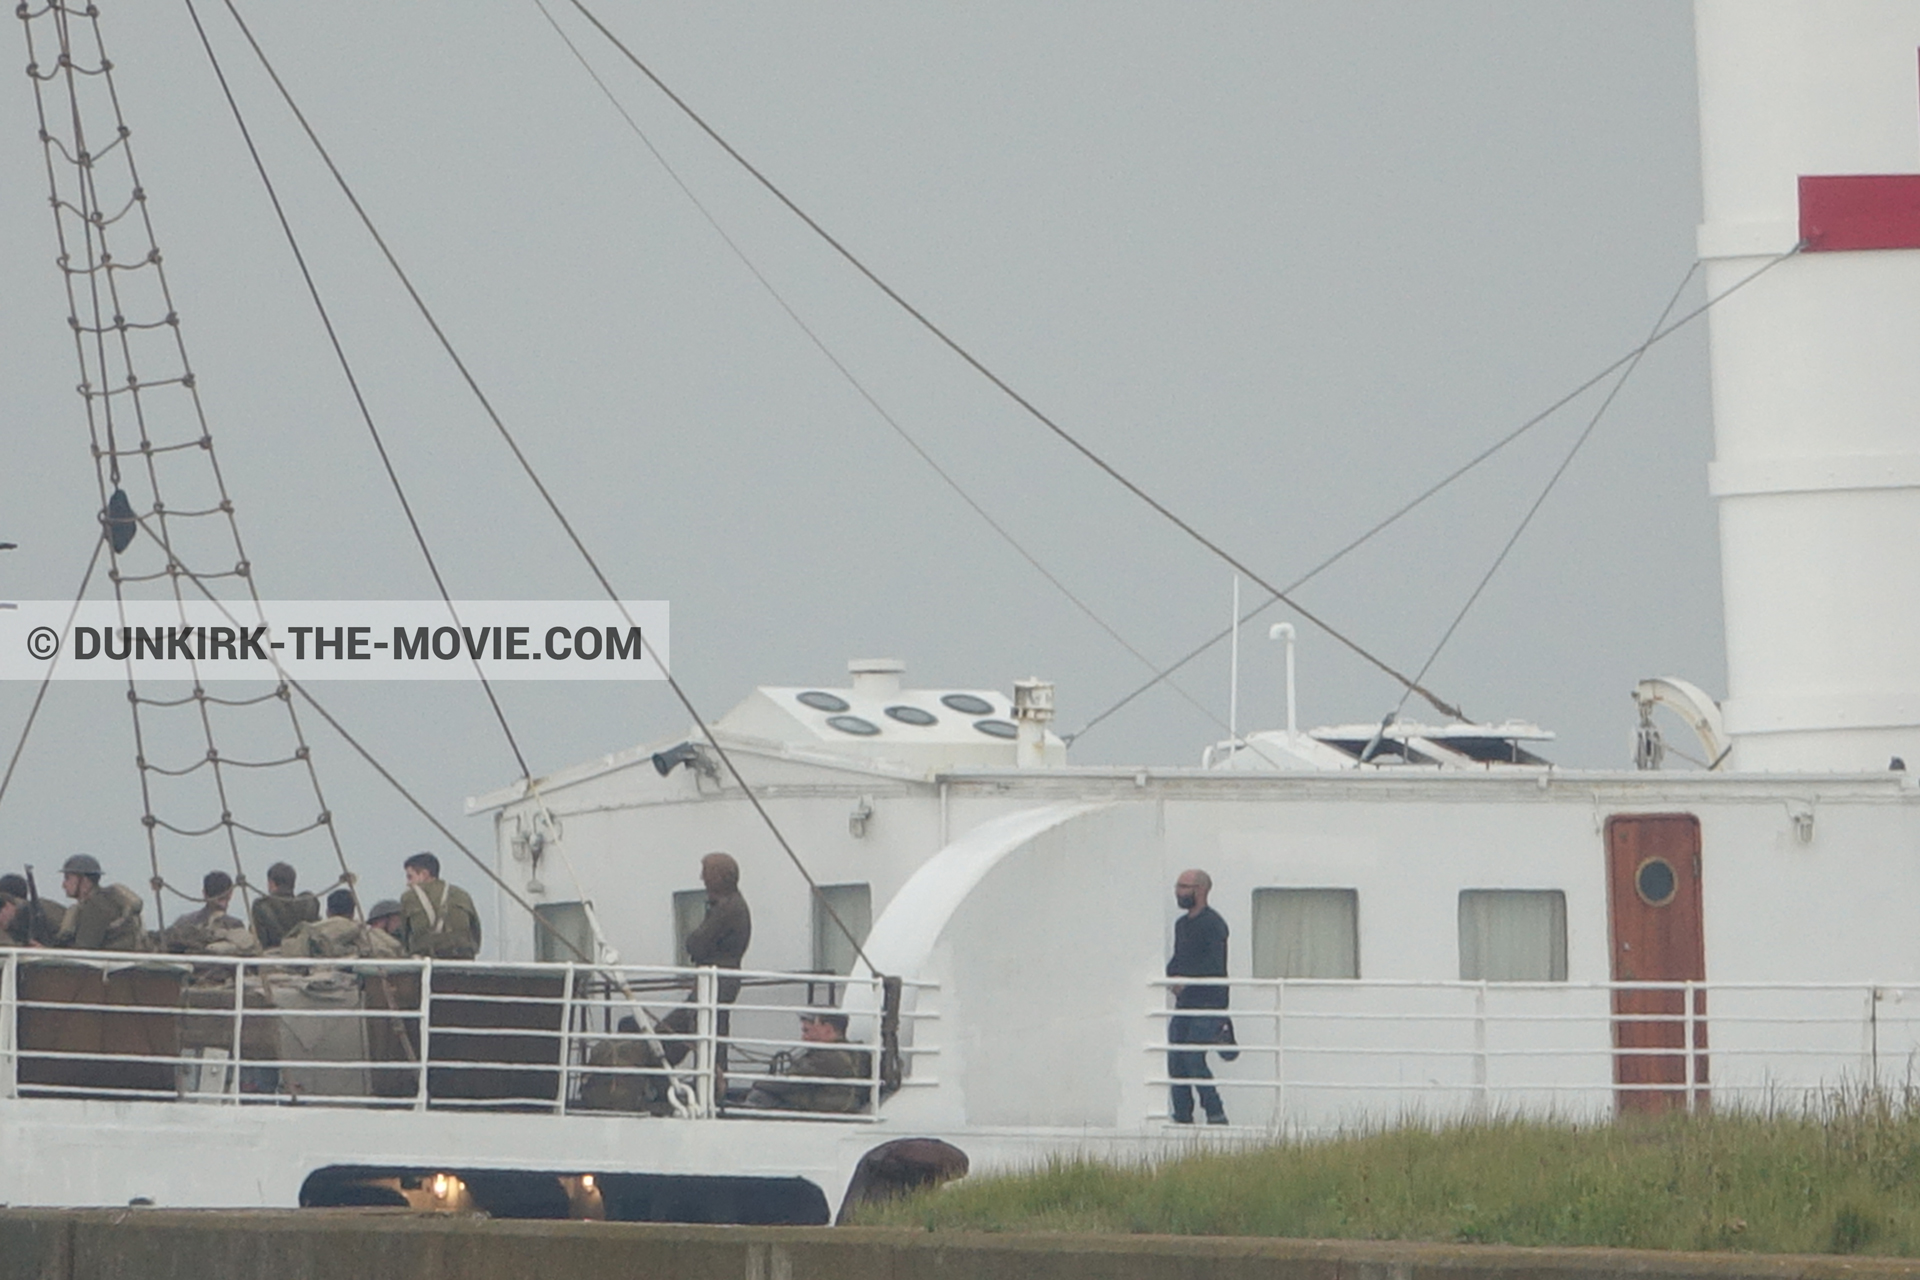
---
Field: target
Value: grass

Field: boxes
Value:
[853,1089,1920,1254]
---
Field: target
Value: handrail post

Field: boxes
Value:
[557,962,576,1115]
[868,975,886,1116]
[1273,979,1286,1131]
[1870,985,1882,1092]
[693,966,716,1118]
[1473,982,1489,1114]
[229,957,246,1102]
[415,960,434,1112]
[1683,980,1696,1112]
[2,951,17,1101]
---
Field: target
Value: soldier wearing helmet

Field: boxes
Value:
[55,854,148,952]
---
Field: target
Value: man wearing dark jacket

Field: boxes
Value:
[1165,868,1229,1125]
[662,852,751,1075]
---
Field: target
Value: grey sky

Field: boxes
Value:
[1,3,1716,904]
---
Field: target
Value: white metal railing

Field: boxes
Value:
[1148,977,1920,1127]
[0,949,936,1121]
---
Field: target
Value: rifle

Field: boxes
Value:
[23,864,50,946]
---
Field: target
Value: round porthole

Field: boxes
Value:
[826,714,880,736]
[797,691,850,713]
[973,718,1018,739]
[885,705,937,726]
[1635,857,1677,907]
[941,693,994,716]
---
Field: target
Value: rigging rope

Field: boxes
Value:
[183,0,537,787]
[1065,243,1805,744]
[132,509,596,963]
[216,0,879,975]
[0,536,103,817]
[560,0,1462,721]
[527,0,1278,763]
[1392,260,1713,719]
[21,1,355,926]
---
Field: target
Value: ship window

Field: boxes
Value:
[672,889,708,967]
[812,883,872,976]
[1317,738,1438,766]
[826,714,881,736]
[534,901,594,964]
[797,691,850,713]
[941,693,994,715]
[885,705,937,726]
[1251,888,1358,979]
[973,718,1018,739]
[1439,737,1552,766]
[1635,857,1677,906]
[1458,889,1567,981]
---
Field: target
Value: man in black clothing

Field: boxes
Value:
[1165,868,1229,1125]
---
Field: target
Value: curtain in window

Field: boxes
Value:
[1457,889,1567,981]
[1251,887,1359,979]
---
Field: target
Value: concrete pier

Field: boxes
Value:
[6,1210,1920,1280]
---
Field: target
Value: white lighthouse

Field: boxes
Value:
[1698,0,1920,770]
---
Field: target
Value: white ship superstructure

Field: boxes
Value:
[7,0,1920,1224]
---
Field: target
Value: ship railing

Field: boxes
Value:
[0,948,937,1121]
[1147,977,1920,1127]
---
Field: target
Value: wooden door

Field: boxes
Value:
[1605,814,1706,1113]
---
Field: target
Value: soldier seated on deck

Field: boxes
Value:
[577,1015,672,1116]
[161,870,260,955]
[250,861,318,950]
[0,873,63,946]
[53,854,147,952]
[741,1012,867,1114]
[278,888,402,959]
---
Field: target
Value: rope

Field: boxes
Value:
[1392,260,1711,719]
[528,0,1266,762]
[561,0,1461,721]
[1065,243,1806,745]
[132,510,595,965]
[216,0,882,977]
[20,1,357,927]
[184,0,537,785]
[0,536,103,818]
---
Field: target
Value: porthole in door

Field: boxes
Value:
[1635,856,1677,907]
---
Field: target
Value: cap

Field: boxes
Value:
[368,899,403,921]
[61,854,102,877]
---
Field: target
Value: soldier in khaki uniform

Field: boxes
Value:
[398,852,480,959]
[0,874,62,947]
[279,888,403,959]
[249,861,318,949]
[742,1012,866,1113]
[54,854,147,952]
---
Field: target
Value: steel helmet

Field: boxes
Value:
[60,853,102,878]
[368,899,403,921]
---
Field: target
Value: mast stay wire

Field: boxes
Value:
[561,0,1463,723]
[127,508,596,964]
[24,2,353,926]
[526,0,1290,769]
[1065,243,1805,745]
[0,536,103,817]
[182,0,535,791]
[215,0,879,977]
[1390,259,1709,721]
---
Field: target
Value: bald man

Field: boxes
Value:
[1165,868,1229,1125]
